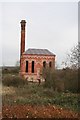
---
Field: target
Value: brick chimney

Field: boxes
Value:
[20,20,26,57]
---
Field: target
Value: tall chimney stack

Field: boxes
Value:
[20,20,26,57]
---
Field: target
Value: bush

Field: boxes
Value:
[42,67,55,89]
[63,68,78,93]
[2,67,20,74]
[2,75,28,87]
[42,67,64,91]
[42,67,78,93]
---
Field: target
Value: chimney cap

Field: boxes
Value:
[20,20,26,24]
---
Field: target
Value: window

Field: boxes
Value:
[32,61,34,73]
[43,61,46,68]
[26,61,28,72]
[49,61,52,68]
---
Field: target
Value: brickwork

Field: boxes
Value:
[20,20,26,69]
[20,54,55,81]
[20,20,56,81]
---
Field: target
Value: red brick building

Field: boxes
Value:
[20,20,56,82]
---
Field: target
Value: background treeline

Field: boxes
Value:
[2,66,20,74]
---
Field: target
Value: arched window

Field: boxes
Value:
[49,61,52,68]
[32,61,34,73]
[43,61,46,68]
[26,61,28,72]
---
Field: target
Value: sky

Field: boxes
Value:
[0,2,78,68]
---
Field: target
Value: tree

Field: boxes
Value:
[64,43,80,69]
[63,43,79,92]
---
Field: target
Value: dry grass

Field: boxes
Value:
[2,86,15,95]
[2,84,79,112]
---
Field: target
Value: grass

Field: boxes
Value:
[2,82,79,112]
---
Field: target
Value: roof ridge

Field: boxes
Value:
[23,48,55,56]
[27,48,47,50]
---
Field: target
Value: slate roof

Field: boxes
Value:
[23,48,55,56]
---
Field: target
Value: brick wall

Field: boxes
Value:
[20,54,55,81]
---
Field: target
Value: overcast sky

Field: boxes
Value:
[0,2,78,68]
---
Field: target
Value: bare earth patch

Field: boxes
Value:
[2,105,79,118]
[2,86,15,95]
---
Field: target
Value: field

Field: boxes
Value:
[2,78,79,118]
[1,67,79,118]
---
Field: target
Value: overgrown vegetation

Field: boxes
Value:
[2,66,20,74]
[2,75,28,87]
[2,66,78,112]
[2,83,78,111]
[42,67,78,93]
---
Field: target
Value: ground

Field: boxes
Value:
[2,82,79,119]
[2,105,78,118]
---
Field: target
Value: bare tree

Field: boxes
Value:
[64,43,79,69]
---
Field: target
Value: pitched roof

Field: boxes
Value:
[23,48,55,56]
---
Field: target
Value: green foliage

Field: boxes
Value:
[2,83,78,111]
[2,75,28,87]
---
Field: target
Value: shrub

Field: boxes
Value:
[42,67,78,93]
[42,67,54,89]
[2,75,28,87]
[63,68,78,93]
[2,67,20,74]
[42,68,63,91]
